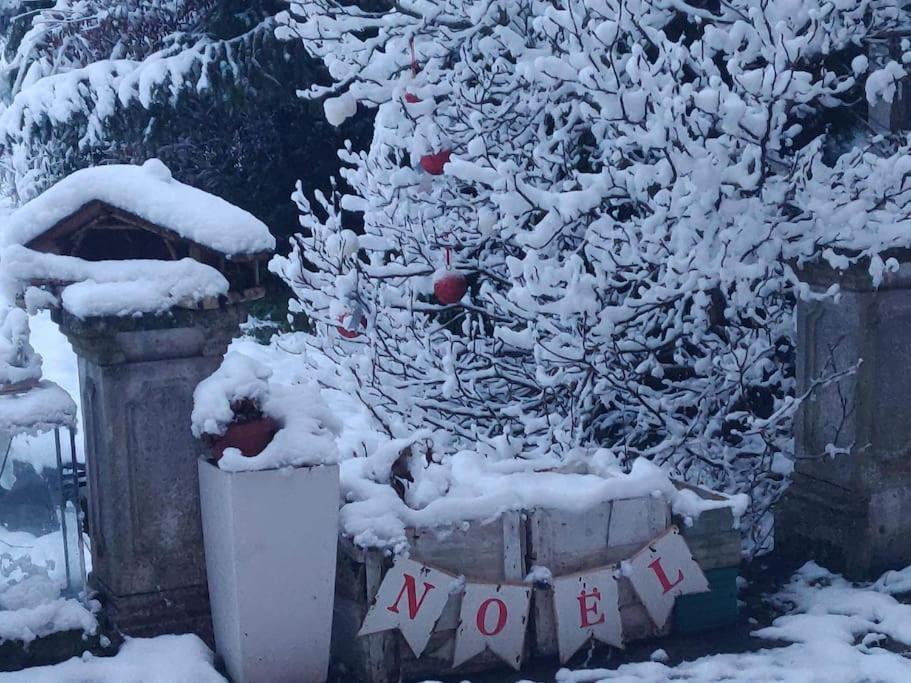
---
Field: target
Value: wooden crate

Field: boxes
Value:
[331,512,525,682]
[670,483,742,634]
[528,496,672,658]
[672,482,742,571]
[332,486,741,680]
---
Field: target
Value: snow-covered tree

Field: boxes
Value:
[0,1,360,240]
[276,0,911,548]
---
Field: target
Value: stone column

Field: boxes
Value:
[54,306,247,639]
[776,256,911,579]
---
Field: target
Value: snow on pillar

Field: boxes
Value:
[776,256,911,579]
[867,29,911,135]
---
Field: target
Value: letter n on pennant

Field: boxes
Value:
[359,558,454,657]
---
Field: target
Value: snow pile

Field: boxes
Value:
[0,591,97,645]
[0,634,223,682]
[559,562,911,683]
[2,245,229,318]
[5,311,84,473]
[340,442,746,551]
[0,381,77,435]
[226,334,745,550]
[0,306,41,387]
[0,527,97,645]
[192,351,341,472]
[2,159,274,256]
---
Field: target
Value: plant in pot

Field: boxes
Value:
[204,397,280,462]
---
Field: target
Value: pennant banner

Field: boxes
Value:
[358,525,710,669]
[358,558,454,657]
[625,525,710,629]
[552,566,622,664]
[452,582,532,670]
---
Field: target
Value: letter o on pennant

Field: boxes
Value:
[476,598,508,636]
[453,583,532,670]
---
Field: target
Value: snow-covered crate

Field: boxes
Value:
[669,483,742,634]
[198,460,339,683]
[332,512,525,682]
[671,482,741,572]
[528,495,672,657]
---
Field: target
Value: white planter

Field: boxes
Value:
[198,459,339,683]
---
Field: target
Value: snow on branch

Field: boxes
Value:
[277,0,911,551]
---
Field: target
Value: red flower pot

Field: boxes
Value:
[212,417,280,461]
[420,149,452,175]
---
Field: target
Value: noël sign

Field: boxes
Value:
[358,526,708,669]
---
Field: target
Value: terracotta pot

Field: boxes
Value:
[212,417,280,461]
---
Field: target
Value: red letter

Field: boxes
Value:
[476,597,508,636]
[577,588,606,628]
[648,557,684,594]
[386,573,436,620]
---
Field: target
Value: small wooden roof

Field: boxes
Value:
[3,160,275,260]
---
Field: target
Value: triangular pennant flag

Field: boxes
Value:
[552,566,623,663]
[358,557,455,657]
[625,526,709,629]
[452,582,531,670]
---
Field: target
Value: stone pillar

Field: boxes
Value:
[867,30,911,135]
[776,257,911,579]
[54,306,247,639]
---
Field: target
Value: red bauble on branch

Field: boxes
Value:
[336,312,366,339]
[420,149,451,175]
[404,39,422,105]
[434,269,468,305]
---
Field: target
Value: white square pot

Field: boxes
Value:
[198,460,339,683]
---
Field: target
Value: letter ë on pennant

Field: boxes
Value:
[552,566,623,664]
[625,526,709,629]
[452,582,532,670]
[358,557,454,657]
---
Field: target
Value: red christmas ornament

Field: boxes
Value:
[404,39,422,104]
[336,312,365,339]
[420,149,452,175]
[434,271,467,304]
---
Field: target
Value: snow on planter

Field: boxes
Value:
[194,352,341,682]
[191,352,341,471]
[0,159,274,320]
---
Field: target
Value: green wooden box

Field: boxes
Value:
[672,566,739,634]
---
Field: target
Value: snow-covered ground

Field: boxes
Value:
[4,562,911,682]
[556,563,911,683]
[0,526,96,645]
[0,634,223,682]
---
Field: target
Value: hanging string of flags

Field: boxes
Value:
[358,526,709,670]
